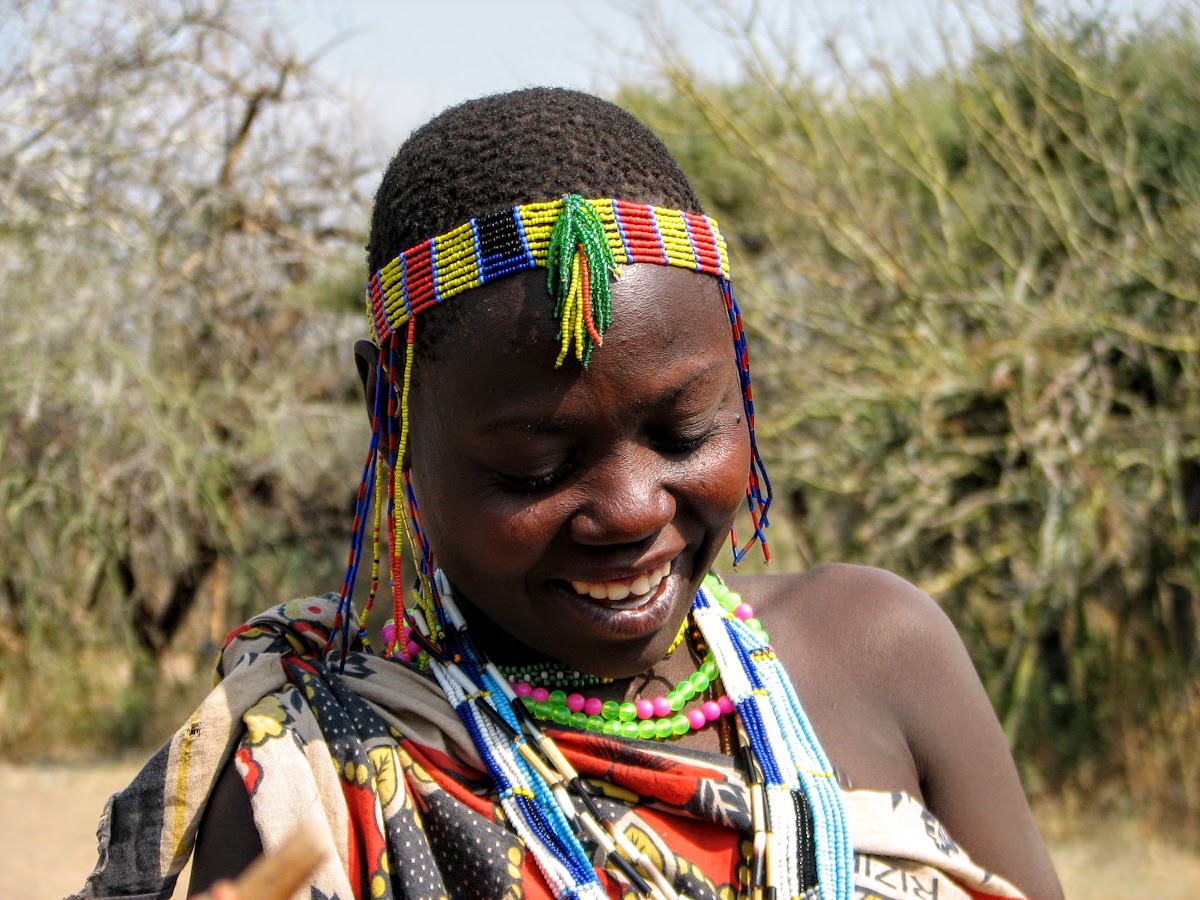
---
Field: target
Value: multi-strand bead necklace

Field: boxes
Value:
[385,588,769,741]
[403,572,853,900]
[508,597,766,740]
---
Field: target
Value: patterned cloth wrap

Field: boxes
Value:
[71,595,1026,900]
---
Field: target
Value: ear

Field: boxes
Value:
[353,339,379,423]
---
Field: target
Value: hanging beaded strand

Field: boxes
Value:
[350,341,395,655]
[693,578,853,900]
[546,193,617,365]
[422,628,607,900]
[360,401,387,648]
[721,281,772,565]
[329,335,395,659]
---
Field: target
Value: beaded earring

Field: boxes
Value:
[722,280,772,564]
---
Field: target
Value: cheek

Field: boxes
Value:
[688,427,752,524]
[721,442,753,513]
[405,423,571,582]
[413,471,567,578]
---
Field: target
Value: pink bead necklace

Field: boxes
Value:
[511,596,761,741]
[383,580,764,741]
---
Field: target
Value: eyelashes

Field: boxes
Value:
[654,431,712,456]
[497,466,572,494]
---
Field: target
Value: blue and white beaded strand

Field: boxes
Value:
[692,578,854,900]
[434,578,683,900]
[753,637,852,892]
[413,599,606,900]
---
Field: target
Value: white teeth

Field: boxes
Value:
[606,583,632,601]
[570,562,672,603]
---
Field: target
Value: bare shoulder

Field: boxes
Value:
[726,561,938,615]
[724,563,961,682]
[724,562,994,764]
[723,565,1064,900]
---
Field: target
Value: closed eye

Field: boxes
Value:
[495,463,573,494]
[654,423,716,456]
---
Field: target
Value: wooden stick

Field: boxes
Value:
[193,822,326,900]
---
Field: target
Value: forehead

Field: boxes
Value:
[410,265,734,420]
[424,265,728,364]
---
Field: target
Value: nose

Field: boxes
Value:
[568,447,676,547]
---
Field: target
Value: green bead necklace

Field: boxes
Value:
[513,576,769,741]
[496,617,688,690]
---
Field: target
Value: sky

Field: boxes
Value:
[287,0,1177,146]
[287,0,969,143]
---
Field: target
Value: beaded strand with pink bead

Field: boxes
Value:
[381,575,766,742]
[508,584,765,741]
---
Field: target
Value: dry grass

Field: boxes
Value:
[0,0,371,755]
[1035,795,1200,899]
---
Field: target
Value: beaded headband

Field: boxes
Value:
[366,195,731,363]
[336,195,771,661]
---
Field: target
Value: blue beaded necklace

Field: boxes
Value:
[419,572,853,900]
[695,577,854,900]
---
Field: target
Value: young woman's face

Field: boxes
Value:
[404,264,751,678]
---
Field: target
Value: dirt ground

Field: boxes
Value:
[4,760,1199,900]
[0,760,193,900]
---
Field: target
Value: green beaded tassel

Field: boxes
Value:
[546,194,617,366]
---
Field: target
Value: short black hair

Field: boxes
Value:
[366,87,703,276]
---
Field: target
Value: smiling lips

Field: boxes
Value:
[569,561,673,607]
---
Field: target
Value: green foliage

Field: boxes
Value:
[623,4,1200,830]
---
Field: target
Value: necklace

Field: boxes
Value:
[510,588,767,740]
[384,607,691,685]
[494,615,689,690]
[422,573,854,900]
[513,661,736,740]
[423,571,852,900]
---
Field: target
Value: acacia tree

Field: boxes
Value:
[0,0,374,751]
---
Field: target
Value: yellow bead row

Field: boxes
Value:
[554,252,587,367]
[432,221,483,297]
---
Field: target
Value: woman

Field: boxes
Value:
[74,88,1063,900]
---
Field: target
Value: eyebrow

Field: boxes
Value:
[478,359,728,436]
